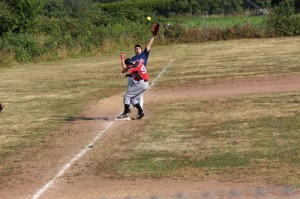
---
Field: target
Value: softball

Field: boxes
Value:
[147,16,151,21]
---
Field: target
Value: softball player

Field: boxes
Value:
[120,35,155,109]
[117,58,149,120]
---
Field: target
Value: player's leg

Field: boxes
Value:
[130,81,148,119]
[122,80,148,119]
[129,78,143,108]
[127,77,135,113]
[117,79,134,119]
[117,101,130,119]
[137,94,143,108]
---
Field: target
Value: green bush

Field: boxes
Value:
[1,0,300,66]
[97,0,174,19]
[0,1,15,35]
[3,0,45,33]
[1,33,42,62]
[267,0,300,36]
[42,0,66,19]
[164,23,185,42]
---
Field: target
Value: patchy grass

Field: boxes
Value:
[0,48,169,180]
[153,37,300,89]
[1,36,299,186]
[95,92,300,186]
[92,37,300,187]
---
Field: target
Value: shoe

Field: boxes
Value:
[136,111,144,119]
[117,113,130,120]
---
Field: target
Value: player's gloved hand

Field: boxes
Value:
[151,22,160,36]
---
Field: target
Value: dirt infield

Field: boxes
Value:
[0,73,299,199]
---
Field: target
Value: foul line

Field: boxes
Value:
[31,122,114,199]
[30,57,173,199]
[149,58,173,89]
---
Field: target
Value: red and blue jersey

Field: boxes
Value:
[128,59,148,81]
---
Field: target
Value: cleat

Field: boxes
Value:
[136,112,144,119]
[116,113,130,120]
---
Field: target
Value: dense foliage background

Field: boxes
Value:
[0,0,299,65]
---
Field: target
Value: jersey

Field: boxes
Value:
[128,60,148,82]
[131,48,150,67]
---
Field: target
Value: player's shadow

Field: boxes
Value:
[53,116,115,121]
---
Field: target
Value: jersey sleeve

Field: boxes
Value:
[128,61,148,81]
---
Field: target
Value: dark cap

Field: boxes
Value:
[125,58,133,65]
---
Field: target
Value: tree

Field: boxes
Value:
[63,0,92,18]
[295,0,300,12]
[272,0,299,13]
[190,0,200,14]
[172,0,192,14]
[272,0,285,6]
[43,0,66,18]
[253,0,272,7]
[3,0,45,33]
[222,0,244,14]
[0,1,14,35]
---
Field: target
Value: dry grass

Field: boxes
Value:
[152,37,300,89]
[91,37,300,186]
[0,36,300,186]
[101,92,300,186]
[0,47,170,180]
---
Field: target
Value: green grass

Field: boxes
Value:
[168,15,266,28]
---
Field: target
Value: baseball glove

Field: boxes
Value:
[151,22,160,36]
[0,103,4,113]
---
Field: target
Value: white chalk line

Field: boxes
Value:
[149,58,173,89]
[30,57,173,199]
[31,121,114,199]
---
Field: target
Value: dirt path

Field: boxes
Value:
[148,73,300,102]
[0,74,299,199]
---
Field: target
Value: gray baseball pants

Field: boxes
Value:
[124,80,148,106]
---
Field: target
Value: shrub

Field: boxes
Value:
[266,0,300,36]
[4,0,45,33]
[0,1,15,35]
[42,0,66,19]
[163,23,185,42]
[1,33,43,62]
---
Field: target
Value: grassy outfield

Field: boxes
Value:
[112,93,300,186]
[0,51,169,180]
[154,37,300,88]
[0,36,299,186]
[93,37,300,186]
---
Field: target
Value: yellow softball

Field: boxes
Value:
[147,16,151,21]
